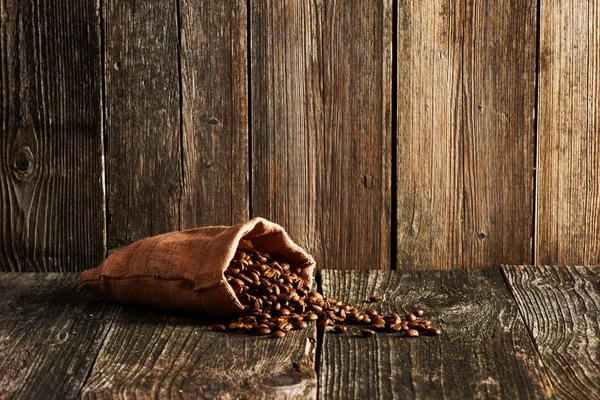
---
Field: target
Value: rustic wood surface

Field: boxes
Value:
[503,265,600,399]
[81,306,317,400]
[0,0,105,271]
[3,268,600,398]
[395,0,538,270]
[179,0,249,228]
[104,0,182,250]
[0,273,117,399]
[251,0,392,270]
[318,269,554,399]
[535,1,600,265]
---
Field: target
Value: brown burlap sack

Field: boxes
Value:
[79,217,315,316]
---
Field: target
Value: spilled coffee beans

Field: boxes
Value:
[213,247,442,339]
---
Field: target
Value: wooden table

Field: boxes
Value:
[1,266,599,399]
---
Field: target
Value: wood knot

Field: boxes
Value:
[478,232,486,240]
[12,147,35,180]
[208,117,220,125]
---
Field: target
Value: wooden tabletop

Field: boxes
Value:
[1,266,599,399]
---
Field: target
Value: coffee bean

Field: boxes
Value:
[390,323,402,332]
[227,322,244,330]
[271,331,285,339]
[425,328,441,336]
[406,329,419,337]
[293,321,308,330]
[221,246,441,341]
[256,328,271,335]
[361,329,376,337]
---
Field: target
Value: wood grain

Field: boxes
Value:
[250,0,323,265]
[179,0,249,228]
[319,269,554,399]
[104,0,182,250]
[503,265,600,399]
[0,0,105,271]
[251,0,392,270]
[0,273,117,399]
[535,1,600,265]
[81,306,317,399]
[396,0,537,269]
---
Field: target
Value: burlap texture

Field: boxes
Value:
[79,217,316,316]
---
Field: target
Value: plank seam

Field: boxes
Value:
[99,0,108,261]
[176,0,184,231]
[391,0,398,271]
[247,0,253,219]
[315,269,324,400]
[76,304,122,398]
[532,0,542,265]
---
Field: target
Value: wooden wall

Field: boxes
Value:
[1,0,598,272]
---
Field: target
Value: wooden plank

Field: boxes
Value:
[81,307,317,399]
[396,0,537,269]
[104,0,182,250]
[251,0,392,270]
[319,269,555,399]
[535,1,600,265]
[179,0,249,228]
[0,273,118,398]
[0,0,105,271]
[503,265,600,399]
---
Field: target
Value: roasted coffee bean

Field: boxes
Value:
[221,246,441,340]
[227,322,244,330]
[256,328,271,335]
[293,321,308,330]
[390,323,402,332]
[212,324,227,332]
[361,329,376,337]
[334,325,348,333]
[425,328,441,336]
[406,329,419,337]
[271,331,286,339]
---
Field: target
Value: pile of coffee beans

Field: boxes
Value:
[213,247,441,339]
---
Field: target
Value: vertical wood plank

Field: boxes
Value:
[536,1,600,265]
[251,0,392,270]
[396,0,537,269]
[0,0,105,271]
[104,0,182,250]
[250,0,323,264]
[180,0,249,228]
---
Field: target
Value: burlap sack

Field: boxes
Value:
[79,217,315,316]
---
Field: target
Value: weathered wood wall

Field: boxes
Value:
[1,0,599,272]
